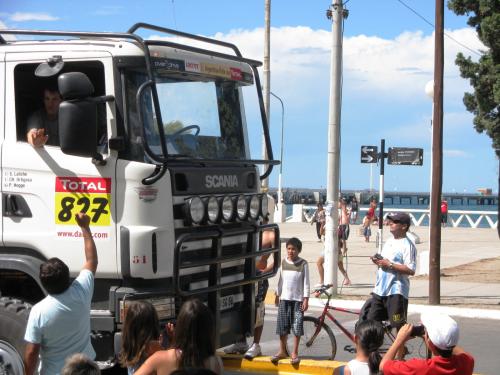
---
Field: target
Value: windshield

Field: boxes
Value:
[125,70,252,162]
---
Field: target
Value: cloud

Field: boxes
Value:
[444,149,469,158]
[10,12,59,22]
[149,25,484,105]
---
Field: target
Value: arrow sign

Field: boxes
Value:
[360,145,378,163]
[388,147,423,166]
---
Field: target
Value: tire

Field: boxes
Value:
[287,316,337,360]
[405,335,430,359]
[0,297,32,375]
[381,327,430,359]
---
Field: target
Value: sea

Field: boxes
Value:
[285,202,498,229]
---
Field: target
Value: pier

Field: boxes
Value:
[269,188,499,207]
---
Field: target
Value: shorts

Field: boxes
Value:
[358,293,408,330]
[276,300,304,336]
[441,213,447,223]
[338,224,350,240]
[256,278,269,303]
[255,277,269,328]
[363,226,371,237]
[255,300,265,328]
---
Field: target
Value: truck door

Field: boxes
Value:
[1,52,118,277]
[0,55,4,246]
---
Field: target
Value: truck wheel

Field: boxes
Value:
[0,297,32,375]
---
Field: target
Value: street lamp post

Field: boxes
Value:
[422,80,434,276]
[270,91,286,223]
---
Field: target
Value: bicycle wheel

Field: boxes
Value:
[405,336,431,359]
[287,316,337,360]
[381,329,430,359]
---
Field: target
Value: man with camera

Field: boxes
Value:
[359,212,417,336]
[380,312,474,374]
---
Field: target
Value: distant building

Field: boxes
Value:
[477,188,492,196]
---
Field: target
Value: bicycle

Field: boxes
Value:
[291,284,429,360]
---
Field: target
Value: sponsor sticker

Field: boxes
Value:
[152,57,186,72]
[55,177,111,226]
[230,67,242,81]
[134,186,159,202]
[185,60,201,73]
[201,63,232,79]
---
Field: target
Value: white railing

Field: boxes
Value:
[286,205,498,229]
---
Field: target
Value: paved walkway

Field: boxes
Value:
[268,222,500,314]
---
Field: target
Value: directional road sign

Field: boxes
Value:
[360,145,378,163]
[388,147,423,166]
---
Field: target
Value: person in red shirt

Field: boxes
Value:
[366,198,378,223]
[380,312,474,375]
[440,199,448,227]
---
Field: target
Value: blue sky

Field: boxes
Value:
[1,0,497,194]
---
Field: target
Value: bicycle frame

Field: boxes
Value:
[308,287,430,360]
[317,295,359,343]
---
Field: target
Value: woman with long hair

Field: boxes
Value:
[119,301,162,374]
[135,299,223,375]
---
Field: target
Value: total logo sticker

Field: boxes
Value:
[55,177,111,226]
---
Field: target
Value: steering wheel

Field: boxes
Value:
[169,124,200,138]
[166,125,200,155]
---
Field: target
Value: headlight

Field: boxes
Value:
[222,196,235,221]
[249,195,261,219]
[207,196,220,223]
[261,194,269,218]
[188,196,205,224]
[236,195,248,220]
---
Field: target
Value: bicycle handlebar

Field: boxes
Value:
[312,284,333,296]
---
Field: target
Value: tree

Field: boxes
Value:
[448,0,500,237]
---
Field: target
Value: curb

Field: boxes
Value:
[221,354,344,375]
[221,354,483,375]
[265,292,500,320]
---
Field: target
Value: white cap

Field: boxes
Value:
[420,312,459,350]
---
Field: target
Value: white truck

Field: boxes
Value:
[0,23,279,372]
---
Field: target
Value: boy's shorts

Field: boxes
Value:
[363,226,371,237]
[276,300,304,336]
[338,224,350,240]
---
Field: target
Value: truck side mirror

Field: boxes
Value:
[58,72,98,157]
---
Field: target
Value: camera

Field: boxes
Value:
[411,324,425,337]
[372,253,383,260]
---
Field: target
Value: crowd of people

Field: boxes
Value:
[21,200,473,375]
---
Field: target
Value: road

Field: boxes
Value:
[251,305,500,375]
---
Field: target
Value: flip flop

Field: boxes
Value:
[271,354,287,365]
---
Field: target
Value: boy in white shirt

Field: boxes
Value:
[272,237,310,365]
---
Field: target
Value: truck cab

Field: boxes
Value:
[0,23,279,372]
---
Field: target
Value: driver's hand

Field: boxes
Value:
[27,128,48,148]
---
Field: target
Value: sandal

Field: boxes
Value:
[271,354,288,365]
[290,356,301,365]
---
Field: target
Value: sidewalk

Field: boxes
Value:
[269,222,500,318]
